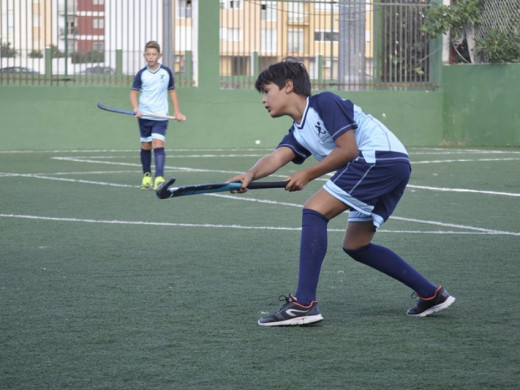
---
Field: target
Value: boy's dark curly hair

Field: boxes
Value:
[255,58,311,97]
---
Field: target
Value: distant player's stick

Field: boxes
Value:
[156,177,287,199]
[97,101,176,120]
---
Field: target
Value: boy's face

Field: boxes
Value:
[260,82,290,118]
[144,48,162,68]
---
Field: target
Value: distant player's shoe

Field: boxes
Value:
[141,172,152,190]
[258,294,324,327]
[407,286,455,317]
[153,176,165,191]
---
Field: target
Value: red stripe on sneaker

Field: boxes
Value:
[418,285,442,301]
[291,294,317,308]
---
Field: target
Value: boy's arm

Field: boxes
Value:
[169,89,186,121]
[129,90,141,117]
[227,147,296,189]
[286,130,358,191]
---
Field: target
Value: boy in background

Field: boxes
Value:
[130,40,186,190]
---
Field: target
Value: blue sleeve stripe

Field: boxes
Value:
[277,143,308,164]
[163,65,175,90]
[277,143,301,155]
[331,124,356,140]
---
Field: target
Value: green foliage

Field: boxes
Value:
[28,50,44,59]
[1,41,17,57]
[476,28,520,63]
[70,50,105,64]
[421,0,520,63]
[49,44,64,58]
[421,0,482,37]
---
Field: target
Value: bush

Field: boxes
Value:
[71,51,105,64]
[29,50,44,59]
[1,42,17,58]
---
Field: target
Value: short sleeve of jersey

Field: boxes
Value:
[313,92,357,140]
[277,126,312,165]
[131,67,145,91]
[164,65,175,90]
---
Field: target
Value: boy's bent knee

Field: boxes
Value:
[343,244,371,258]
[302,208,329,222]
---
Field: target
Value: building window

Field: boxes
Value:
[93,18,104,29]
[175,26,193,51]
[177,0,192,19]
[288,28,304,53]
[315,1,338,12]
[92,41,104,51]
[220,1,242,9]
[287,3,304,23]
[93,0,104,5]
[220,27,242,42]
[314,30,339,42]
[260,2,277,22]
[261,28,277,53]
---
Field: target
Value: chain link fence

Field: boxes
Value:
[473,0,520,63]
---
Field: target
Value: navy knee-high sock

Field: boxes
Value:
[294,209,329,305]
[344,244,437,298]
[154,147,165,177]
[140,149,152,174]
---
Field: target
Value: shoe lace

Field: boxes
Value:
[277,294,295,309]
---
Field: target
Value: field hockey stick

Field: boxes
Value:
[156,177,287,199]
[97,102,176,120]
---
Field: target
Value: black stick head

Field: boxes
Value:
[156,177,176,199]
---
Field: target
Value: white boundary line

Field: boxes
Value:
[1,213,519,236]
[1,147,519,154]
[1,149,519,236]
[4,163,520,198]
[407,184,520,197]
[412,157,520,164]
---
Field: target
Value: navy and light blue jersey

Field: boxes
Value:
[277,91,408,164]
[131,64,175,121]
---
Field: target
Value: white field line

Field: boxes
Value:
[411,149,520,155]
[412,157,520,164]
[407,184,520,197]
[1,173,138,188]
[1,213,519,236]
[4,159,520,198]
[0,147,273,154]
[51,156,244,176]
[1,150,519,236]
[1,147,519,154]
[0,176,517,235]
[206,193,520,236]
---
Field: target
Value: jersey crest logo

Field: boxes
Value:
[315,121,325,135]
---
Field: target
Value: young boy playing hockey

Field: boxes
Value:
[130,40,186,190]
[227,59,455,326]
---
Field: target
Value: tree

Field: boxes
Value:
[421,0,520,64]
[420,0,481,63]
[1,42,17,58]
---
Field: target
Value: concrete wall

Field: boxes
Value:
[442,64,520,146]
[0,86,443,150]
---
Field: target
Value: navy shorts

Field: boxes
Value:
[138,118,168,142]
[324,151,411,228]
